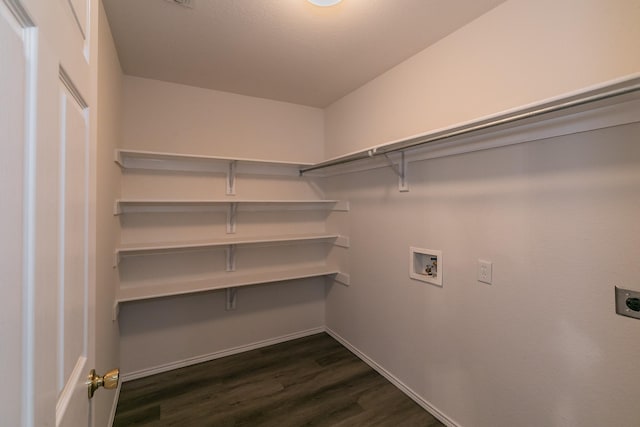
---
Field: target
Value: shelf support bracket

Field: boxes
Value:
[226,287,238,311]
[113,200,122,216]
[226,160,237,195]
[383,151,409,192]
[227,202,237,234]
[112,301,120,321]
[226,244,236,271]
[334,272,350,286]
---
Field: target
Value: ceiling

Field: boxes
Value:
[103,0,506,107]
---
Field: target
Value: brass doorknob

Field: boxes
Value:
[87,368,120,399]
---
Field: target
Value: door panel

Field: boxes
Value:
[54,28,94,427]
[1,0,98,425]
[0,3,27,426]
[57,83,90,426]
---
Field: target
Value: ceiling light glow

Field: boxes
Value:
[307,0,343,7]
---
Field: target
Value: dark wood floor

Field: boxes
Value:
[113,333,445,426]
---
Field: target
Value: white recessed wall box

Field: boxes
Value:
[409,247,442,287]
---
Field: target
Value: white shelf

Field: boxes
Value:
[115,233,346,265]
[115,149,320,195]
[115,149,311,176]
[112,148,350,317]
[114,199,348,215]
[300,76,640,178]
[115,149,314,168]
[113,265,343,319]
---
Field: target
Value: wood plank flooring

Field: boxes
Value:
[113,333,445,426]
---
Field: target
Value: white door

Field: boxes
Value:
[0,0,98,426]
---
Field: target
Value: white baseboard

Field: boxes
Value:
[121,326,325,382]
[108,381,121,427]
[325,327,461,427]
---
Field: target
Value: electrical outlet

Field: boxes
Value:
[478,259,492,284]
[615,286,640,320]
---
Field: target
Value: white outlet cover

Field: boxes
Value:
[478,259,492,284]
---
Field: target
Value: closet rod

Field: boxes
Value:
[300,81,640,175]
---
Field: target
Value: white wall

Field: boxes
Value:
[325,0,640,158]
[95,3,123,424]
[118,77,328,375]
[323,122,640,427]
[321,1,640,426]
[122,76,324,163]
[119,280,325,374]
